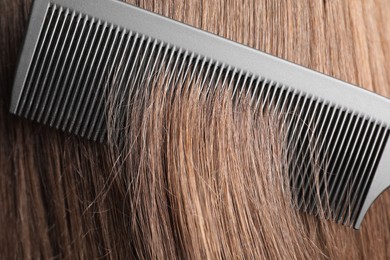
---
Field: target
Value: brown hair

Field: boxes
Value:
[1,0,390,259]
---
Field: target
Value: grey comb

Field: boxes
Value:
[10,0,390,229]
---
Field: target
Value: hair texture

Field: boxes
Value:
[1,0,390,259]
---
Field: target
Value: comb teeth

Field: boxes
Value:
[285,100,390,226]
[16,5,118,141]
[10,0,390,229]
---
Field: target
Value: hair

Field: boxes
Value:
[1,0,390,259]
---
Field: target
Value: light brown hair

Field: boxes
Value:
[1,0,390,259]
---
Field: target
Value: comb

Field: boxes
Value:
[10,0,390,229]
